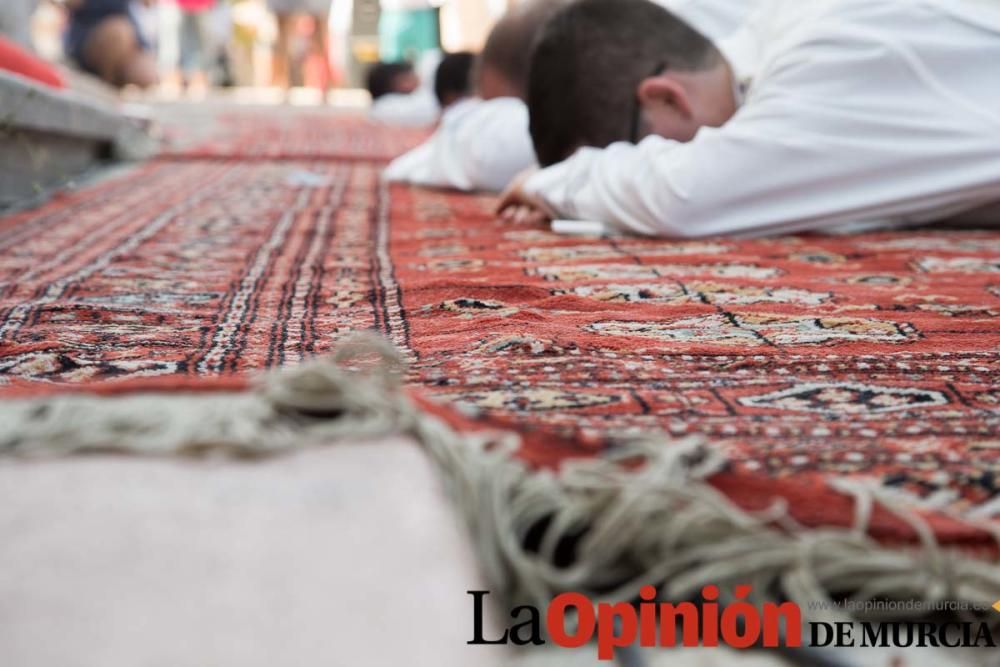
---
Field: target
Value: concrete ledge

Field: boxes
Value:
[0,71,144,208]
[0,70,123,139]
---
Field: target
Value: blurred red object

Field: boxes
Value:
[176,0,216,11]
[0,36,65,89]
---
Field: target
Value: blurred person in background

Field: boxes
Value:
[432,50,472,108]
[224,0,268,87]
[378,0,440,62]
[171,0,217,95]
[367,57,439,125]
[268,0,332,96]
[367,60,418,99]
[63,0,158,88]
[384,0,566,191]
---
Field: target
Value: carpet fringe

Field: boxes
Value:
[1,334,999,626]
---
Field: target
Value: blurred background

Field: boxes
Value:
[0,0,525,208]
[0,0,519,102]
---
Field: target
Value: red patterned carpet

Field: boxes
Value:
[158,110,430,161]
[1,123,999,553]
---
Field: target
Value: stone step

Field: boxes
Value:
[0,70,151,210]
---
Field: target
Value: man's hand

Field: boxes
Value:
[496,168,557,226]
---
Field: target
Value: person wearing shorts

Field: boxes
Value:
[64,0,157,88]
[267,0,333,94]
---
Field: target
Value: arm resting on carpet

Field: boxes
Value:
[522,12,1000,239]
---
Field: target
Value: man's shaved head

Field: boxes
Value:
[477,0,573,100]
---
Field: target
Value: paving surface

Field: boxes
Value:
[0,438,507,667]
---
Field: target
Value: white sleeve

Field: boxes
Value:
[655,0,763,42]
[523,10,1000,238]
[385,98,537,192]
[383,139,438,185]
[370,90,441,127]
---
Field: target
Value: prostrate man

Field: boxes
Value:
[368,57,441,126]
[500,0,1000,237]
[385,0,755,193]
[433,51,475,108]
[383,0,568,192]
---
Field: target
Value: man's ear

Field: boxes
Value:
[636,75,693,119]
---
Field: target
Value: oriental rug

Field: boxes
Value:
[157,109,430,162]
[1,157,999,557]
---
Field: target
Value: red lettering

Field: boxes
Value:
[763,602,802,647]
[547,593,596,649]
[701,584,720,647]
[720,586,761,649]
[638,585,657,647]
[659,602,700,647]
[597,602,638,660]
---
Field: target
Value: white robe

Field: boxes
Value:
[524,0,1000,238]
[383,96,533,192]
[654,0,759,42]
[383,0,756,192]
[369,88,441,127]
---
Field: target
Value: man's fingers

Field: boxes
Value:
[495,173,556,226]
[522,209,550,227]
[499,205,520,221]
[496,189,521,215]
[499,205,551,227]
[527,210,551,226]
[511,206,531,224]
[496,166,540,214]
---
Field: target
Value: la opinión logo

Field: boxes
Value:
[468,585,801,660]
[469,587,1000,659]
